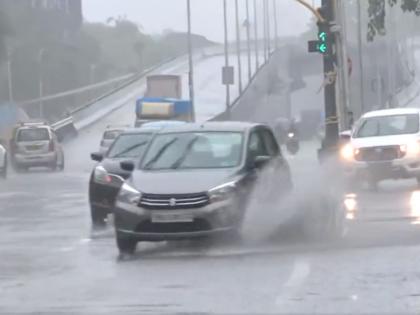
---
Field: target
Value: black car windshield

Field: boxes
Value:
[107,133,152,158]
[17,128,50,142]
[142,132,243,170]
[354,114,419,138]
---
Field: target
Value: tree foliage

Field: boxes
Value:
[368,0,420,41]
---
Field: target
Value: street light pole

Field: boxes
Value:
[356,0,365,114]
[272,0,279,49]
[262,0,268,62]
[266,0,271,56]
[253,0,259,69]
[234,0,243,94]
[39,49,45,119]
[6,47,13,103]
[223,0,231,118]
[245,0,252,81]
[186,0,196,122]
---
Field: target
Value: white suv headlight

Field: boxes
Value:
[208,181,237,203]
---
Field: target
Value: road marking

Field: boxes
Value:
[275,259,311,307]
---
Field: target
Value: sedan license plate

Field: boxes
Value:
[151,212,194,223]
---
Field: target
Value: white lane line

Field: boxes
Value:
[275,259,311,306]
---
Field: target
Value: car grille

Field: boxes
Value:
[139,193,210,210]
[355,146,404,162]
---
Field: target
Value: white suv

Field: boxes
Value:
[341,108,420,188]
[10,122,64,171]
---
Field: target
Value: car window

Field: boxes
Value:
[103,130,121,140]
[107,133,152,158]
[355,114,419,138]
[248,130,268,158]
[142,132,243,170]
[261,128,280,157]
[17,128,50,142]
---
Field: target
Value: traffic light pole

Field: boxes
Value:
[320,0,339,155]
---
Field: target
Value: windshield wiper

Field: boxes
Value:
[111,141,148,158]
[143,138,178,170]
[170,136,199,169]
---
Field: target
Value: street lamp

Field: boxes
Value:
[223,0,231,118]
[253,0,259,69]
[186,0,196,122]
[6,46,13,103]
[38,49,46,119]
[234,0,243,94]
[245,0,252,81]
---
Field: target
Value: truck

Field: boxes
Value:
[135,75,193,127]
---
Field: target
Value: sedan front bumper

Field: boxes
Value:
[114,199,239,241]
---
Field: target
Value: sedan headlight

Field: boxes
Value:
[118,183,142,206]
[93,166,112,184]
[208,181,237,203]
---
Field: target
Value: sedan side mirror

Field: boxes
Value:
[120,160,135,172]
[251,155,271,169]
[91,152,104,162]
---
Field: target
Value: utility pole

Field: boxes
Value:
[6,47,13,103]
[356,0,365,114]
[262,0,268,62]
[245,0,252,81]
[272,0,279,49]
[266,0,271,56]
[186,0,196,122]
[234,0,243,94]
[223,0,231,118]
[253,0,259,69]
[39,49,45,119]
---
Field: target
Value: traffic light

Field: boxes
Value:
[307,22,331,56]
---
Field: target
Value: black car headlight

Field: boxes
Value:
[208,181,237,203]
[118,183,142,206]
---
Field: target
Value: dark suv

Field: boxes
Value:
[112,122,294,254]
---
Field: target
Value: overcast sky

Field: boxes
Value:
[83,0,318,42]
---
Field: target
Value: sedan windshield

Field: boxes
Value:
[142,132,243,170]
[354,114,419,138]
[107,133,152,158]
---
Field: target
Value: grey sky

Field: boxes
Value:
[83,0,317,42]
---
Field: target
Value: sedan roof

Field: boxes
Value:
[154,121,262,134]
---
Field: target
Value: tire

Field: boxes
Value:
[1,157,7,179]
[116,234,137,255]
[90,205,108,227]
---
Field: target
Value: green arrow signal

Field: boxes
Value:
[318,43,327,53]
[319,31,327,42]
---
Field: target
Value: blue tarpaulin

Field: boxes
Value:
[136,97,192,117]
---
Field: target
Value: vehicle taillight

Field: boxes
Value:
[49,140,55,151]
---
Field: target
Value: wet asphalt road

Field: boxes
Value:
[2,60,420,314]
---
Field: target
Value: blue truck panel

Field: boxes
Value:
[136,97,192,120]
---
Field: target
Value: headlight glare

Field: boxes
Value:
[340,143,355,161]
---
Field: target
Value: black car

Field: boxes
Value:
[89,129,155,226]
[112,122,294,254]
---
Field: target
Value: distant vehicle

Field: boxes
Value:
[134,74,192,127]
[10,122,64,172]
[99,125,129,154]
[340,108,420,189]
[89,128,157,226]
[112,122,295,255]
[0,142,7,178]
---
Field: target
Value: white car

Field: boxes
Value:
[341,108,420,188]
[99,125,129,154]
[0,143,7,178]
